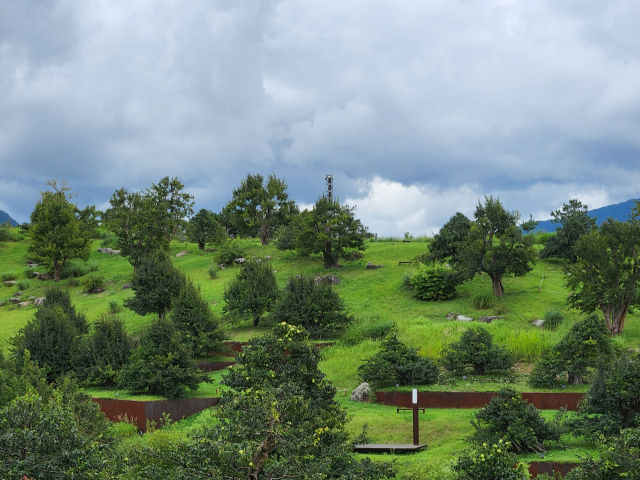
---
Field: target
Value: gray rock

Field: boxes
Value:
[37,273,52,281]
[456,315,474,322]
[175,250,188,258]
[478,316,503,324]
[9,298,20,304]
[446,312,457,320]
[235,258,246,264]
[350,382,372,402]
[27,263,39,268]
[366,262,383,269]
[531,319,545,328]
[122,283,132,290]
[3,280,16,286]
[255,258,262,263]
[218,264,226,269]
[97,247,121,255]
[13,291,22,297]
[265,255,271,260]
[18,301,31,308]
[34,297,46,306]
[88,288,104,294]
[315,274,341,286]
[272,270,278,273]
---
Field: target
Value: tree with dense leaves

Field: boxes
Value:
[529,314,612,387]
[124,250,186,320]
[0,221,11,242]
[427,212,472,263]
[458,196,536,297]
[223,259,278,326]
[566,209,640,336]
[440,327,513,376]
[118,317,208,398]
[224,173,298,245]
[540,199,596,262]
[171,278,227,357]
[125,323,394,480]
[453,440,528,480]
[186,208,226,250]
[271,274,353,339]
[295,196,367,269]
[28,180,93,281]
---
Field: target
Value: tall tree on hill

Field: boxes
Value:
[28,180,92,282]
[224,173,298,245]
[186,208,226,250]
[540,199,597,262]
[427,212,472,263]
[458,196,536,297]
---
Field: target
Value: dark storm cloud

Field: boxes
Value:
[1,0,639,234]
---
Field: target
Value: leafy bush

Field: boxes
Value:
[223,260,278,326]
[39,287,89,334]
[470,387,562,453]
[357,334,440,386]
[118,317,208,398]
[83,274,106,291]
[543,310,564,330]
[529,314,612,388]
[274,224,296,251]
[216,241,246,266]
[406,263,460,300]
[108,299,122,314]
[271,274,353,339]
[110,418,138,438]
[208,262,218,279]
[341,316,395,346]
[16,279,30,290]
[440,327,513,375]
[87,260,99,272]
[472,294,494,309]
[59,259,89,279]
[453,440,528,480]
[100,231,117,247]
[24,268,38,279]
[68,278,80,287]
[1,271,17,282]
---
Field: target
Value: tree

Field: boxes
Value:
[566,212,640,336]
[427,212,472,263]
[224,173,298,245]
[149,176,195,244]
[223,259,278,326]
[295,196,367,269]
[126,323,394,480]
[271,274,353,339]
[440,327,513,376]
[358,333,439,386]
[405,263,461,300]
[186,208,226,250]
[124,249,186,320]
[171,278,227,357]
[529,314,612,387]
[540,199,596,262]
[75,204,102,239]
[28,180,92,281]
[453,440,528,480]
[0,221,11,242]
[458,196,536,297]
[118,317,209,398]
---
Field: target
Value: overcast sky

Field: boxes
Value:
[1,0,640,235]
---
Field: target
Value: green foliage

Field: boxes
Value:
[23,268,38,279]
[341,316,395,346]
[59,258,89,279]
[428,212,472,263]
[108,299,122,313]
[0,350,52,409]
[294,196,367,269]
[28,180,93,282]
[470,387,562,453]
[440,327,513,376]
[118,317,208,398]
[566,212,640,335]
[124,249,186,319]
[171,278,226,357]
[540,199,596,262]
[473,294,495,309]
[39,287,89,333]
[223,259,278,326]
[529,314,613,388]
[207,262,218,279]
[215,240,246,265]
[0,221,10,242]
[222,172,298,245]
[271,274,353,339]
[1,271,17,281]
[15,279,30,290]
[187,208,226,250]
[543,310,565,330]
[77,315,132,386]
[358,333,440,386]
[406,263,460,300]
[458,196,537,297]
[82,273,106,291]
[87,260,99,272]
[273,224,296,251]
[453,440,528,480]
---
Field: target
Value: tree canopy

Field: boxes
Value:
[222,259,278,326]
[186,208,226,250]
[540,199,596,262]
[428,212,472,263]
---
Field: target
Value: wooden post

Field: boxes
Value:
[539,275,544,293]
[412,389,419,445]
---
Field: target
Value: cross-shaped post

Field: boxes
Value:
[396,389,425,445]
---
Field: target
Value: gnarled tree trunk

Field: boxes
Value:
[602,303,630,336]
[490,274,504,297]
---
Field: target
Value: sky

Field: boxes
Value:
[1,0,640,236]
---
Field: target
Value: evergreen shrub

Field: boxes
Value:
[406,263,459,301]
[472,294,494,309]
[453,440,528,480]
[543,310,564,330]
[440,327,513,375]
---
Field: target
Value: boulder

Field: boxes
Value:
[18,301,31,308]
[97,247,121,255]
[315,274,341,286]
[175,250,188,258]
[456,315,474,322]
[9,297,20,304]
[13,291,22,297]
[27,263,39,268]
[3,281,16,286]
[366,262,383,269]
[446,312,457,320]
[88,288,104,294]
[37,273,52,281]
[531,319,545,328]
[34,297,46,306]
[235,258,246,264]
[218,264,227,269]
[478,316,503,324]
[350,382,372,402]
[265,255,272,260]
[122,283,132,290]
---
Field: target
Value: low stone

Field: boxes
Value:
[235,258,246,264]
[272,270,278,273]
[456,315,474,322]
[315,274,341,286]
[350,382,372,402]
[27,263,39,268]
[3,281,16,286]
[366,262,383,269]
[265,255,271,260]
[255,258,262,263]
[9,298,20,304]
[13,291,22,297]
[531,319,545,328]
[88,288,104,294]
[34,297,46,306]
[478,316,503,324]
[122,283,132,290]
[175,250,188,258]
[218,264,226,269]
[37,273,52,281]
[97,247,121,255]
[446,312,457,320]
[18,301,31,308]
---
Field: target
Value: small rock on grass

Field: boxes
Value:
[351,382,372,402]
[446,312,457,320]
[456,315,473,322]
[478,316,503,324]
[531,319,545,328]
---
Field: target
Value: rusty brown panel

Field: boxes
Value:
[526,392,544,409]
[528,462,578,478]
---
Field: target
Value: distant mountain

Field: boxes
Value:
[0,210,18,227]
[533,199,640,233]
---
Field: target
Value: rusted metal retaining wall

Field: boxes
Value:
[529,462,578,478]
[92,397,220,432]
[218,341,336,357]
[375,391,584,410]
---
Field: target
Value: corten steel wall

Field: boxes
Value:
[92,397,220,432]
[375,391,584,410]
[219,341,335,357]
[529,462,578,478]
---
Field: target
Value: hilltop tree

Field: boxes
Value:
[458,196,536,297]
[224,173,298,245]
[187,208,226,250]
[566,208,640,336]
[540,199,596,262]
[428,212,472,263]
[28,180,92,281]
[295,196,367,269]
[223,260,278,326]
